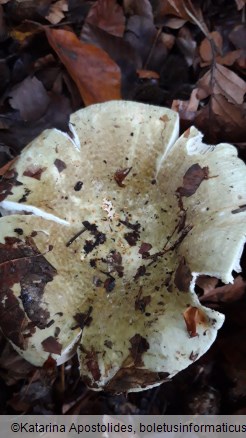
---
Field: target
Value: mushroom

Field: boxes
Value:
[0,100,245,392]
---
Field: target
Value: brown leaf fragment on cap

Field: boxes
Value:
[189,351,199,361]
[73,306,93,329]
[54,159,67,173]
[177,163,209,197]
[174,257,192,292]
[42,336,62,355]
[129,334,149,367]
[139,242,152,258]
[23,167,47,181]
[183,306,207,338]
[107,250,124,277]
[135,295,151,313]
[104,277,115,292]
[124,230,140,246]
[85,350,101,381]
[0,170,23,201]
[114,167,132,187]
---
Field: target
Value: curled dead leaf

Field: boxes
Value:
[45,28,122,106]
[183,306,207,338]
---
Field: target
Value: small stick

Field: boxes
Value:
[66,227,86,247]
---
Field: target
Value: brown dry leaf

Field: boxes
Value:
[183,306,207,338]
[199,31,222,63]
[177,163,209,197]
[0,342,34,385]
[199,32,244,67]
[171,88,199,127]
[45,28,122,106]
[85,0,125,37]
[235,0,246,10]
[211,94,245,131]
[0,158,17,176]
[229,24,246,50]
[216,50,244,67]
[137,69,159,79]
[124,16,167,72]
[194,94,246,144]
[123,0,153,19]
[158,0,209,35]
[200,276,246,303]
[161,32,175,50]
[196,275,219,295]
[163,17,186,29]
[45,0,68,25]
[176,26,196,66]
[8,76,50,122]
[197,63,246,105]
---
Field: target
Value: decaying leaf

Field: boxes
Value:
[200,275,246,303]
[45,0,68,25]
[85,0,125,37]
[157,0,209,35]
[45,28,122,106]
[197,63,246,105]
[183,306,207,338]
[8,76,50,122]
[0,101,246,392]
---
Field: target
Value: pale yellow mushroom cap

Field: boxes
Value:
[0,101,245,392]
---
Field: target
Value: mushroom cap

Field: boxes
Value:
[0,101,245,392]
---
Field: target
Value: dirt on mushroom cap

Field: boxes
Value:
[0,101,245,392]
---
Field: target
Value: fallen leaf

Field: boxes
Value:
[195,94,246,144]
[129,334,149,366]
[197,63,246,105]
[161,32,175,50]
[174,257,192,292]
[216,49,244,67]
[85,0,125,37]
[196,275,219,295]
[123,0,153,19]
[199,31,223,63]
[45,0,68,25]
[114,167,132,187]
[234,0,246,10]
[46,28,122,105]
[157,0,209,35]
[183,306,207,338]
[171,88,199,128]
[177,163,209,197]
[229,24,246,50]
[81,23,140,97]
[0,158,17,176]
[137,69,159,79]
[200,276,246,303]
[124,15,167,71]
[42,336,62,355]
[176,26,196,66]
[8,76,50,122]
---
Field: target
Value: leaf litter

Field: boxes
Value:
[0,0,245,415]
